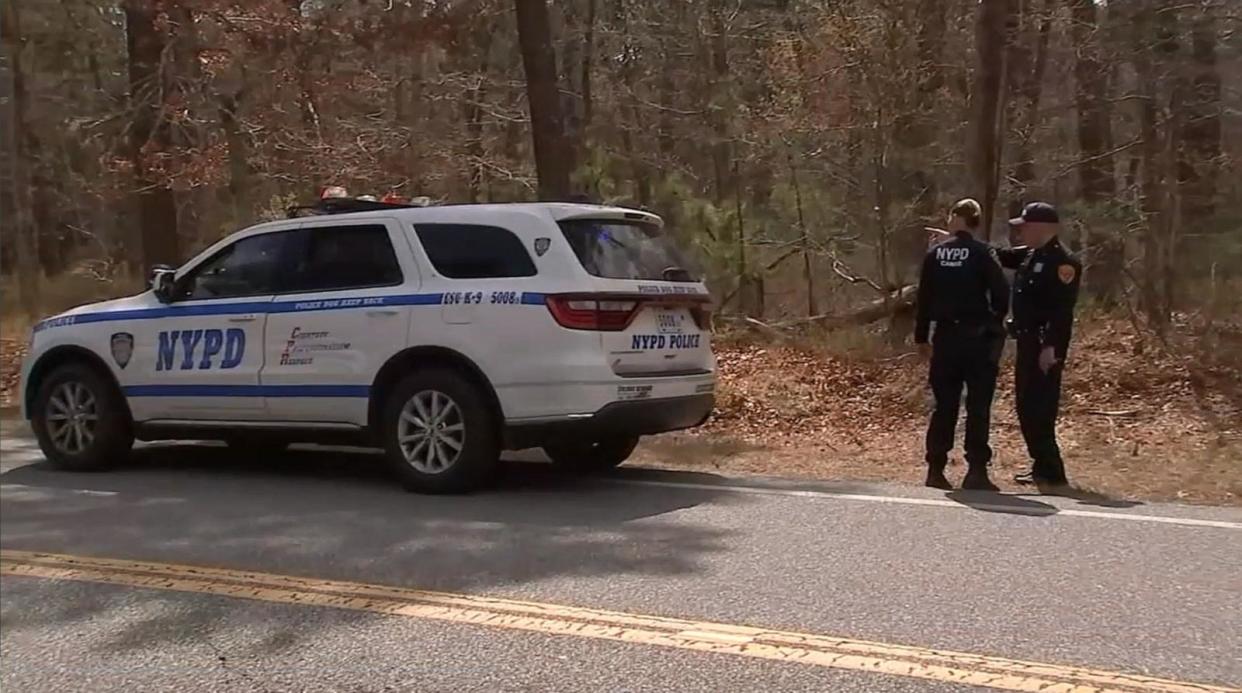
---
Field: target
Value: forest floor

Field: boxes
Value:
[634,317,1242,506]
[3,315,1239,506]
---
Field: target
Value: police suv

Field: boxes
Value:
[20,196,717,493]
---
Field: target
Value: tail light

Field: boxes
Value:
[546,296,640,331]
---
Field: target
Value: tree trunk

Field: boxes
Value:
[167,1,204,245]
[787,147,816,317]
[290,1,321,137]
[1130,0,1168,328]
[217,87,252,221]
[556,0,583,168]
[1177,1,1221,225]
[1,0,41,315]
[463,30,493,204]
[514,0,572,200]
[1070,0,1116,202]
[971,0,1013,238]
[581,0,596,132]
[1011,0,1052,189]
[888,0,945,294]
[125,0,180,270]
[707,0,735,205]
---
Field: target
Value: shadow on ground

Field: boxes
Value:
[0,443,744,656]
[943,489,1060,517]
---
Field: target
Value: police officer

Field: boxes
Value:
[997,202,1082,488]
[914,199,1009,491]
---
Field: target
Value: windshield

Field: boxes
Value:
[558,220,700,282]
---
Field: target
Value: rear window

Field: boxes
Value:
[414,224,537,279]
[558,220,700,282]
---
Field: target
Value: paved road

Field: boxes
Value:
[1,424,1240,692]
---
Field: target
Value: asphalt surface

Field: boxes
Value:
[2,424,1240,692]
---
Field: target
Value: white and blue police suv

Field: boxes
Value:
[20,197,717,493]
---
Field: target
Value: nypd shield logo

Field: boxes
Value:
[534,237,551,257]
[110,332,134,369]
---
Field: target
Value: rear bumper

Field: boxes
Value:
[504,394,715,449]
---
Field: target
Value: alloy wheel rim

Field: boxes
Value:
[45,381,99,455]
[397,390,465,474]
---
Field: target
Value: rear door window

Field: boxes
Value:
[282,224,404,293]
[414,224,537,279]
[558,220,699,282]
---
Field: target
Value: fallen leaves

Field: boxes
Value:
[0,338,26,411]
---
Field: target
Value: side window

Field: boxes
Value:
[282,224,404,293]
[415,224,537,279]
[179,231,290,300]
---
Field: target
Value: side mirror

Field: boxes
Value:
[150,265,177,304]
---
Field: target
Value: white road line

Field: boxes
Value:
[608,478,1242,530]
[2,437,1237,530]
[1,483,118,497]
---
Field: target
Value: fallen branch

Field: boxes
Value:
[830,259,886,293]
[773,285,917,328]
[742,317,784,340]
[1088,409,1140,417]
[716,315,787,341]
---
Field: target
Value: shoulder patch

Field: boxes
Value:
[1057,264,1076,284]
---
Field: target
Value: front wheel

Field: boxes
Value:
[381,370,500,494]
[31,363,133,471]
[545,436,640,472]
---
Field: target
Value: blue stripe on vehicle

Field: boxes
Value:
[34,292,464,332]
[520,292,546,305]
[122,384,371,398]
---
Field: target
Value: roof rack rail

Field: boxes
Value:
[286,197,430,219]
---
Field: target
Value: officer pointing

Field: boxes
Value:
[914,199,1009,491]
[997,202,1081,489]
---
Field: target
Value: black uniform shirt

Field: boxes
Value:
[997,236,1082,359]
[914,230,1010,344]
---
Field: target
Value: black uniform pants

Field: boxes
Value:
[925,327,1002,468]
[1014,337,1068,482]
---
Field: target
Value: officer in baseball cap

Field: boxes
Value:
[995,202,1081,489]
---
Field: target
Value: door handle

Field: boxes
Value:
[366,309,400,317]
[228,315,258,323]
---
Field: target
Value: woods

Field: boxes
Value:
[0,0,1238,334]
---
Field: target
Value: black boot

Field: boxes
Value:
[925,464,952,490]
[962,465,999,491]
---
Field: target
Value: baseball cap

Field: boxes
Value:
[1009,201,1059,225]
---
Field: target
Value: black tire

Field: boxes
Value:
[381,369,500,494]
[31,363,133,472]
[545,436,639,472]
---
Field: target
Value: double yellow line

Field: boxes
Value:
[1,550,1234,693]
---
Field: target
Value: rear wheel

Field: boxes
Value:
[545,436,640,472]
[381,370,499,493]
[31,363,133,471]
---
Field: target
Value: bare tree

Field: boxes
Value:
[1177,0,1222,225]
[124,0,180,270]
[1,0,40,315]
[971,0,1015,237]
[1070,0,1117,202]
[515,0,572,200]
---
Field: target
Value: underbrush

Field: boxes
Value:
[696,311,1241,504]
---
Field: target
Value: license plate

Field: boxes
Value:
[655,310,684,335]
